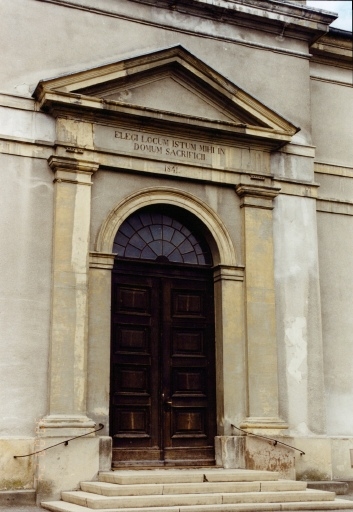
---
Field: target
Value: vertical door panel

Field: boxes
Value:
[162,274,216,464]
[111,271,161,463]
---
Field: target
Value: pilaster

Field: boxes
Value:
[39,156,99,436]
[235,183,287,434]
[213,265,246,435]
[87,252,116,433]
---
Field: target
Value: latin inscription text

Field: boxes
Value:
[114,130,225,163]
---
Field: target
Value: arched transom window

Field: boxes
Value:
[113,206,212,266]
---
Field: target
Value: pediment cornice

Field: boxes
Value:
[33,45,299,149]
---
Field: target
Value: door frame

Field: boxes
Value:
[87,188,246,457]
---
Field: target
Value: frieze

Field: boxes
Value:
[93,125,270,174]
[94,125,227,166]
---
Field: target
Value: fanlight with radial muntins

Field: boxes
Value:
[113,207,212,265]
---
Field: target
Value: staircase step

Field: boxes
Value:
[81,480,307,496]
[81,481,260,496]
[307,481,349,495]
[99,469,280,485]
[60,489,336,509]
[41,497,353,512]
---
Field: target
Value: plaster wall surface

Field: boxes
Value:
[1,0,311,143]
[317,212,353,436]
[294,437,332,481]
[310,80,353,167]
[90,169,243,260]
[273,194,325,435]
[0,439,34,490]
[0,154,53,436]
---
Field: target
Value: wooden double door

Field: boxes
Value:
[110,260,216,466]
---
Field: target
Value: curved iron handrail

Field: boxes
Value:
[231,424,305,456]
[14,423,104,459]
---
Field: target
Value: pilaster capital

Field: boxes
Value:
[213,264,245,283]
[48,155,99,185]
[89,251,116,270]
[235,183,281,209]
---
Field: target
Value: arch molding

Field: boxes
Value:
[95,187,237,267]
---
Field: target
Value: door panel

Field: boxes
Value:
[111,273,161,462]
[111,262,215,466]
[162,276,215,463]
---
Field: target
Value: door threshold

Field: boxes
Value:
[112,465,221,471]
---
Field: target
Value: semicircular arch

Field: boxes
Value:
[95,187,237,267]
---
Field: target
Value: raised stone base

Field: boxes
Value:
[0,489,36,506]
[35,436,100,504]
[215,436,353,483]
[215,436,295,479]
[98,436,112,472]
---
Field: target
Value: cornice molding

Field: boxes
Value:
[38,0,336,43]
[235,183,281,209]
[314,162,353,178]
[310,75,353,88]
[48,155,99,181]
[310,32,353,69]
[33,45,299,150]
[317,198,353,217]
[127,0,337,43]
[33,0,313,59]
[0,93,36,112]
[236,183,281,198]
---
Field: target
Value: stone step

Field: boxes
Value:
[307,481,349,495]
[60,489,336,509]
[99,469,280,485]
[81,479,307,496]
[41,497,353,512]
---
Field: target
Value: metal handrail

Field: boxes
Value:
[14,423,104,459]
[231,424,305,456]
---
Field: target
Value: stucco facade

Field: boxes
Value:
[0,0,352,502]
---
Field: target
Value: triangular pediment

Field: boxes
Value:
[33,45,299,145]
[83,74,240,124]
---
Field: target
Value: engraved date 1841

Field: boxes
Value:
[165,164,180,174]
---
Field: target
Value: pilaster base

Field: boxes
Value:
[240,417,288,436]
[38,415,96,437]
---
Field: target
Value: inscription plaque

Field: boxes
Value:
[94,126,227,167]
[93,125,270,174]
